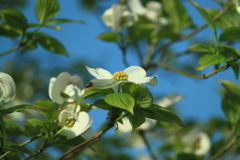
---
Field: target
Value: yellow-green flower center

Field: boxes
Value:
[112,71,128,81]
[65,117,76,128]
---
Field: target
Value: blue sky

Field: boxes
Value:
[0,0,238,136]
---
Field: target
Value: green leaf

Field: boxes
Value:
[195,54,233,70]
[219,27,240,42]
[162,0,195,31]
[96,32,121,42]
[129,84,153,108]
[93,99,111,110]
[127,112,145,132]
[35,0,59,24]
[0,24,20,38]
[218,44,239,57]
[35,99,56,121]
[0,104,47,115]
[137,104,185,127]
[27,118,46,132]
[34,33,68,56]
[231,63,239,79]
[3,141,34,156]
[1,8,28,34]
[20,38,37,54]
[80,102,95,112]
[104,93,135,114]
[189,0,217,41]
[218,80,240,125]
[187,44,215,53]
[47,18,84,24]
[79,87,114,102]
[53,135,85,146]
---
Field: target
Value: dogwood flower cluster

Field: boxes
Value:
[0,72,16,106]
[49,72,92,139]
[101,4,138,32]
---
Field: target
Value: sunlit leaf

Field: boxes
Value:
[79,87,114,102]
[35,99,56,121]
[47,18,84,24]
[104,93,134,114]
[27,118,46,133]
[187,44,215,53]
[80,102,96,112]
[127,112,145,132]
[35,0,59,24]
[195,54,233,70]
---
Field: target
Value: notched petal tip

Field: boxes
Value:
[147,76,157,86]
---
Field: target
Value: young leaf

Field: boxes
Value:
[104,93,135,114]
[79,87,114,102]
[35,99,56,121]
[195,54,233,70]
[137,104,185,127]
[127,112,145,132]
[129,84,153,108]
[189,0,217,41]
[34,33,68,56]
[218,80,240,125]
[47,18,84,24]
[35,0,59,24]
[96,32,121,42]
[80,102,95,112]
[187,44,215,53]
[27,118,47,133]
[219,27,240,42]
[93,99,111,110]
[1,8,28,34]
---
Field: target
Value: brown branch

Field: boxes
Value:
[55,122,115,160]
[0,41,26,57]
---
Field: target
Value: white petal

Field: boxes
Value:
[146,1,162,12]
[61,126,78,140]
[117,117,132,133]
[128,0,147,15]
[0,72,16,105]
[137,118,156,130]
[194,132,211,156]
[51,72,71,104]
[101,8,114,27]
[86,66,112,79]
[128,76,151,84]
[147,76,157,86]
[70,75,84,90]
[62,84,82,102]
[48,77,56,100]
[122,11,138,27]
[124,66,147,78]
[58,110,73,124]
[112,4,124,32]
[91,78,119,89]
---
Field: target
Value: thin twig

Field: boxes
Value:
[0,41,26,57]
[0,133,45,159]
[139,131,158,160]
[157,62,217,79]
[207,134,240,160]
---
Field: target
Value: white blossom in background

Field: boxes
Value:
[127,0,168,25]
[101,4,138,32]
[117,117,156,133]
[235,0,240,14]
[156,93,184,108]
[49,72,84,104]
[58,104,93,140]
[0,72,16,106]
[86,65,157,90]
[183,129,211,156]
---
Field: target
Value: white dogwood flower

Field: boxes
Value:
[0,72,16,106]
[49,72,84,104]
[58,104,93,140]
[128,0,168,25]
[183,129,211,156]
[101,4,138,32]
[156,93,184,108]
[86,66,157,89]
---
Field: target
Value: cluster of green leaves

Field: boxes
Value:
[0,0,83,56]
[82,82,185,132]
